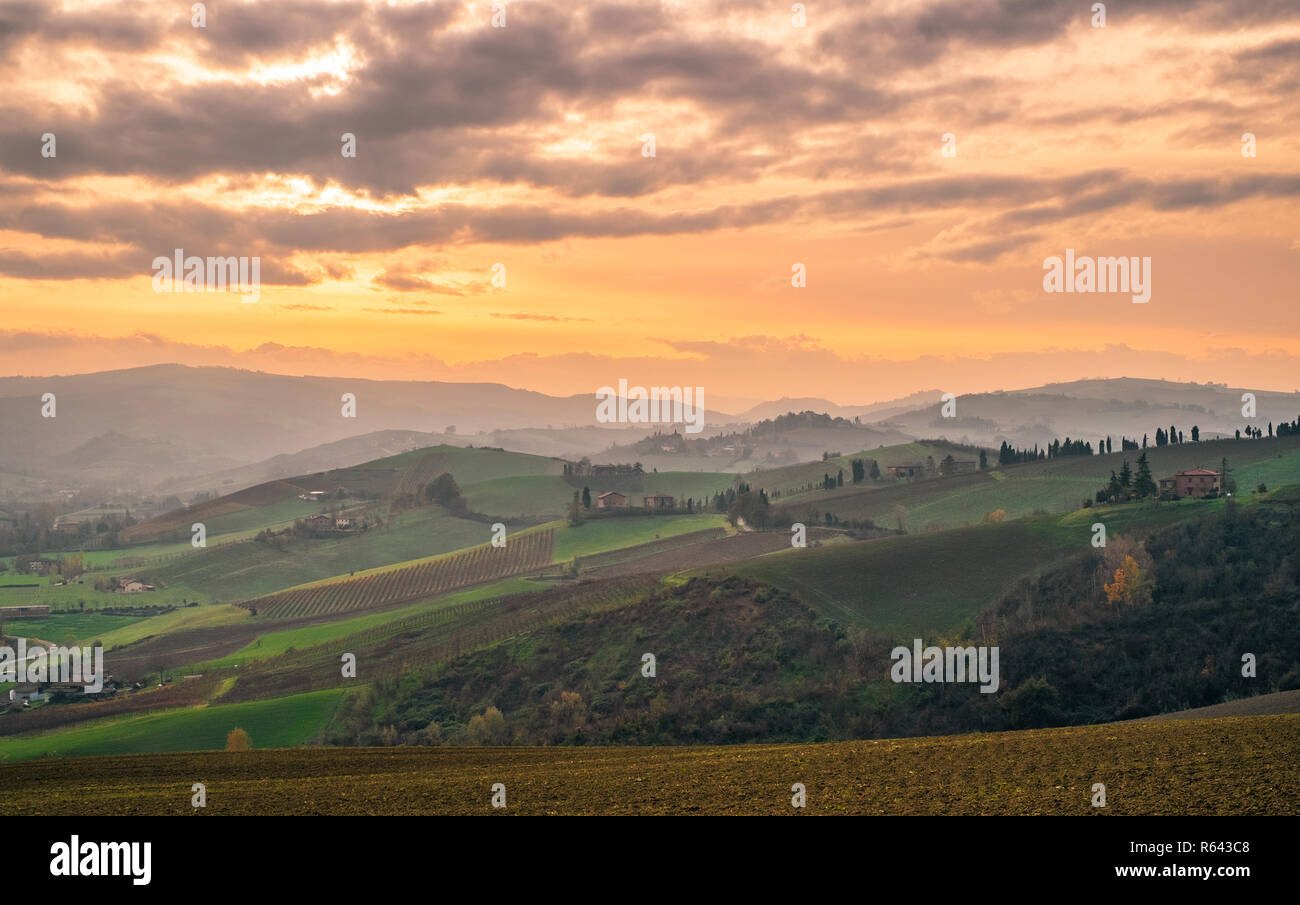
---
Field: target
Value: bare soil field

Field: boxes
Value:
[3,713,1293,816]
[1140,689,1300,721]
[584,529,841,579]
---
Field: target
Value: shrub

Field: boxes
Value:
[467,705,508,745]
[226,727,251,751]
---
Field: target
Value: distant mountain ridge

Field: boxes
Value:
[2,365,1296,499]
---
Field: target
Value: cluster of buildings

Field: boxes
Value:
[300,514,356,530]
[595,492,675,510]
[7,679,121,707]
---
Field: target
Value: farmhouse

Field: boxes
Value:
[303,514,335,529]
[298,490,326,501]
[1167,468,1221,498]
[948,459,978,474]
[889,464,921,479]
[643,494,675,510]
[597,491,627,509]
[115,577,154,593]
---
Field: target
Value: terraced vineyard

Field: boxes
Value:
[238,529,555,619]
[222,574,659,701]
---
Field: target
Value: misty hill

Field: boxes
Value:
[596,411,915,472]
[3,366,1296,504]
[157,429,469,498]
[735,389,942,424]
[0,364,732,494]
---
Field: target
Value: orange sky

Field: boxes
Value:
[2,0,1298,402]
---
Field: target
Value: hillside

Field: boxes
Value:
[723,519,1068,634]
[120,443,562,545]
[1139,690,1300,722]
[330,488,1300,745]
[753,439,987,501]
[769,434,1300,533]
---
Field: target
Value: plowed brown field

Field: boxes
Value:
[2,713,1294,816]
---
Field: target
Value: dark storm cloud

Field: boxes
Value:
[0,0,907,196]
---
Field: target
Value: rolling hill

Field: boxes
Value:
[769,434,1300,532]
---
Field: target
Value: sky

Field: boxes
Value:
[1,0,1298,404]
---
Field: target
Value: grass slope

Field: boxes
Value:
[551,514,728,562]
[464,471,735,518]
[721,519,1067,635]
[0,612,141,645]
[0,688,346,763]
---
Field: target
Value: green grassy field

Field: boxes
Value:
[0,688,348,763]
[188,496,322,537]
[552,514,728,562]
[2,714,1292,814]
[75,531,270,568]
[0,611,142,645]
[0,575,208,611]
[462,474,578,517]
